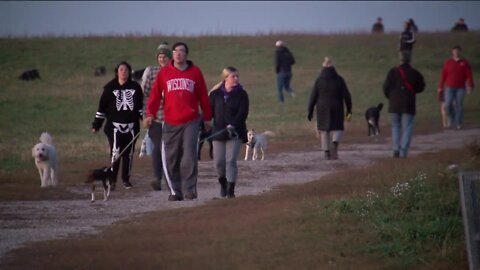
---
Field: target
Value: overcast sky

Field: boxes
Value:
[1,1,479,37]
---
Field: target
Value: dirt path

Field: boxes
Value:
[0,128,479,261]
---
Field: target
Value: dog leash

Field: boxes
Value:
[111,132,141,164]
[199,128,228,143]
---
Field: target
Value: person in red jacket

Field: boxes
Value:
[438,45,474,130]
[144,42,212,201]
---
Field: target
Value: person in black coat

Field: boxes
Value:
[372,17,384,33]
[209,67,249,198]
[275,40,296,104]
[383,51,425,158]
[399,20,416,59]
[307,57,352,160]
[92,61,144,189]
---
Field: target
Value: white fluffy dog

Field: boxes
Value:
[245,129,275,161]
[31,132,58,187]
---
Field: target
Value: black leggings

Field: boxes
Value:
[106,128,138,184]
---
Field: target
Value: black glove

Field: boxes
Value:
[307,113,312,122]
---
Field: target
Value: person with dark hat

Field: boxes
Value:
[139,42,173,191]
[383,51,425,158]
[372,17,384,33]
[451,18,469,32]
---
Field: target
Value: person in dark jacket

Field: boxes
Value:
[308,57,352,160]
[372,17,384,33]
[383,51,425,158]
[408,18,418,33]
[209,67,249,198]
[92,61,144,189]
[451,18,469,32]
[399,20,416,59]
[275,40,296,104]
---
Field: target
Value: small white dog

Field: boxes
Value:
[245,129,275,161]
[31,132,58,187]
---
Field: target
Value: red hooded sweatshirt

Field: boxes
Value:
[147,61,212,125]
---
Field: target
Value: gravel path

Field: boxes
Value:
[1,128,479,261]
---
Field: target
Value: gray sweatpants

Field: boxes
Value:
[212,139,242,183]
[162,118,200,197]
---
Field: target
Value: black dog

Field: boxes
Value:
[198,121,213,161]
[365,103,383,136]
[19,69,41,81]
[131,68,145,81]
[94,66,106,77]
[85,166,114,202]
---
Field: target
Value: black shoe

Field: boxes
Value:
[150,180,162,191]
[393,151,400,158]
[184,192,197,200]
[123,181,133,189]
[219,177,227,197]
[331,142,339,160]
[227,182,236,198]
[168,194,183,201]
[324,150,331,160]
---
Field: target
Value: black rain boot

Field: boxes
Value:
[227,182,236,198]
[219,177,227,197]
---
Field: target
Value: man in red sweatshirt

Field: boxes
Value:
[438,45,474,130]
[144,42,212,201]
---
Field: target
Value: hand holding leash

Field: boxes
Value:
[226,124,238,139]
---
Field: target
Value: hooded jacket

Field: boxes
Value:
[146,60,212,125]
[92,78,143,133]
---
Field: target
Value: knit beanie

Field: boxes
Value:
[157,43,172,58]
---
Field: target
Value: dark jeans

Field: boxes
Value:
[148,121,163,181]
[276,72,294,103]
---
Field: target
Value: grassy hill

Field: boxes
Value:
[0,32,479,172]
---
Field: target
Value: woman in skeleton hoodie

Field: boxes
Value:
[92,61,144,189]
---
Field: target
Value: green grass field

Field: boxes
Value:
[1,32,479,172]
[1,32,479,269]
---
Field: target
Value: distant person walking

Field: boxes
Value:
[209,67,249,198]
[451,18,469,32]
[372,17,384,33]
[144,42,212,201]
[274,40,296,104]
[140,42,172,191]
[437,45,474,130]
[92,61,144,189]
[408,18,418,33]
[383,52,425,158]
[307,57,352,160]
[399,20,416,59]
